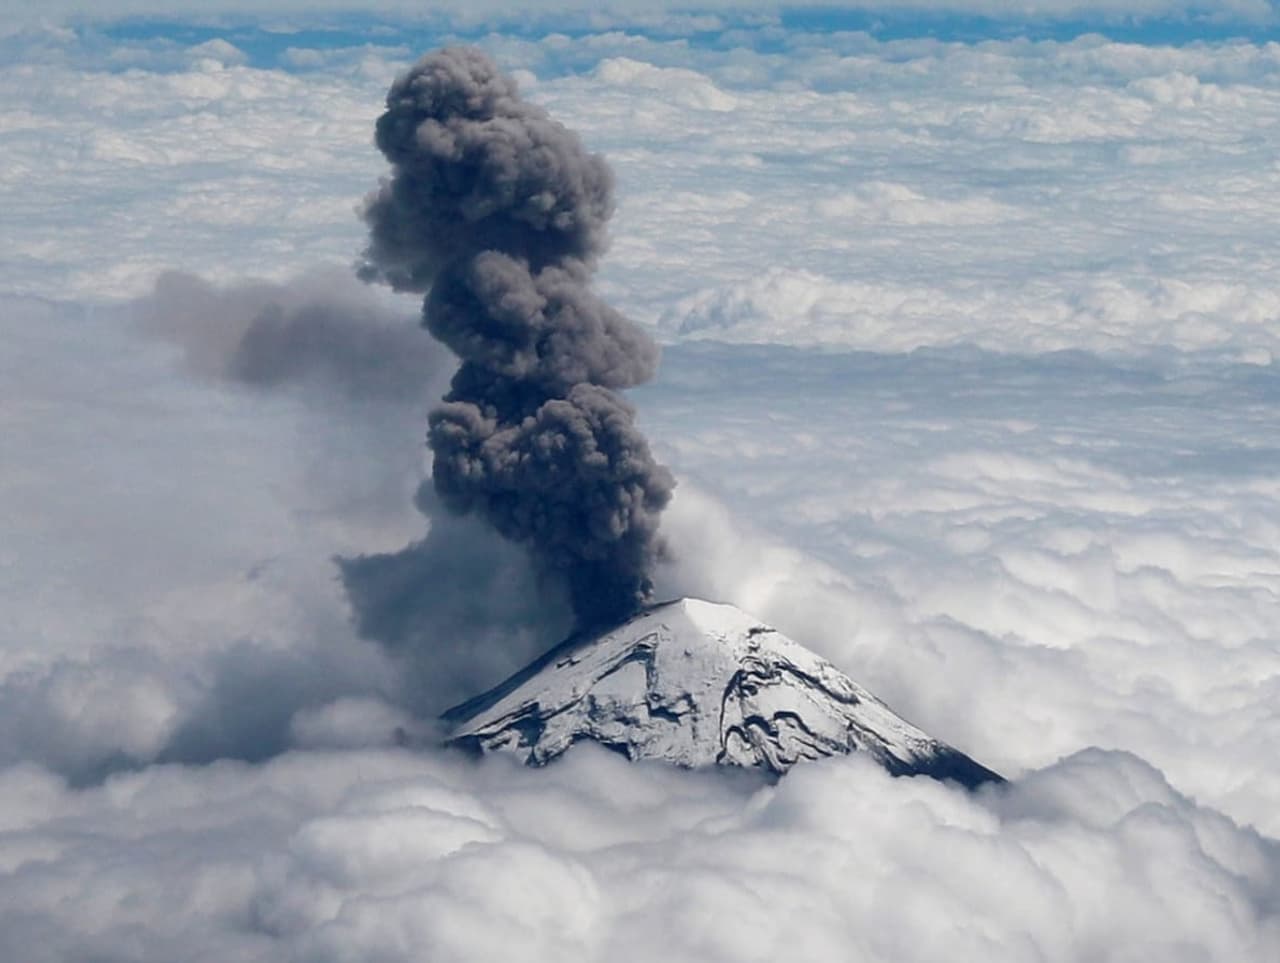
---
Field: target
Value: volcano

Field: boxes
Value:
[443,598,1002,788]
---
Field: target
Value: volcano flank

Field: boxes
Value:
[443,598,1002,788]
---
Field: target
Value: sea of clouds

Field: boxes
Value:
[3,13,1280,961]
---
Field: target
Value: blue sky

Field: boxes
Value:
[1,0,1276,74]
[75,9,1280,74]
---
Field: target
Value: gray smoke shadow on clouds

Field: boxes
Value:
[152,636,396,772]
[133,267,448,403]
[0,277,543,784]
[129,271,576,747]
[0,632,399,787]
[338,482,576,719]
[127,268,577,753]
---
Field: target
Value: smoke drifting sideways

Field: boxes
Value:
[135,268,448,404]
[360,47,674,628]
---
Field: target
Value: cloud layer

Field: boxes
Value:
[1,746,1277,961]
[7,28,1280,361]
[5,288,1279,959]
[641,343,1280,839]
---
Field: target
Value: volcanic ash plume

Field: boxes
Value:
[361,47,674,627]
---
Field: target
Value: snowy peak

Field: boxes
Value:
[443,598,1002,787]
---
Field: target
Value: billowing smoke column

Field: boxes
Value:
[361,47,674,628]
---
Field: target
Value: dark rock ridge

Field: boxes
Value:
[442,598,1003,788]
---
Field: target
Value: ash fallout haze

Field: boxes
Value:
[3,3,1280,961]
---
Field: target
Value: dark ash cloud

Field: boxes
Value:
[361,46,673,627]
[360,47,613,293]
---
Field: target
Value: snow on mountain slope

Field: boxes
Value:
[443,598,1002,787]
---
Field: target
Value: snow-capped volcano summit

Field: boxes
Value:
[443,598,1002,787]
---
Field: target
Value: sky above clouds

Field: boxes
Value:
[3,5,1280,961]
